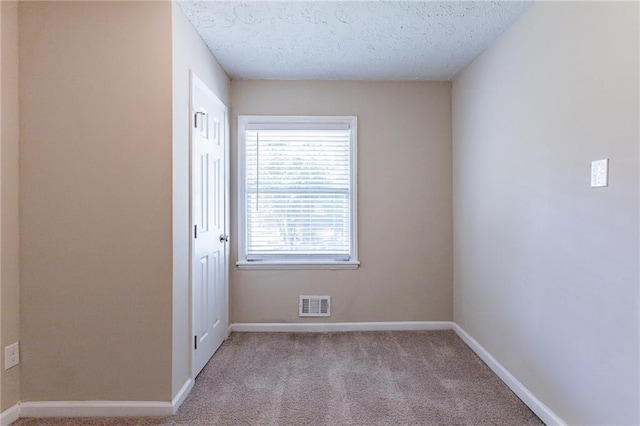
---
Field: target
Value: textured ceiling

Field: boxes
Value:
[177,1,533,81]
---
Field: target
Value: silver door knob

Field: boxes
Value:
[219,234,229,243]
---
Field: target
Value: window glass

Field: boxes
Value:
[238,116,358,269]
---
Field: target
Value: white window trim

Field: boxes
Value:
[237,115,359,270]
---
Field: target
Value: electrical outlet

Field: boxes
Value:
[5,342,20,370]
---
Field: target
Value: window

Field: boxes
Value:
[237,116,358,269]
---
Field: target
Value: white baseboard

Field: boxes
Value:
[171,378,193,414]
[2,324,563,426]
[19,401,173,418]
[0,404,19,426]
[453,324,566,426]
[230,321,454,333]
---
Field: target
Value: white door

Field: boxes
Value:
[191,73,228,378]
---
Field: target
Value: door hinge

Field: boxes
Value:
[194,111,206,128]
[194,335,198,350]
[194,224,197,239]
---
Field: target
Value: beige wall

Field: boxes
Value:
[19,1,174,401]
[230,81,452,323]
[452,2,639,424]
[0,0,20,411]
[171,3,230,398]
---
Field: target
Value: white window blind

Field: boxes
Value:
[238,116,358,267]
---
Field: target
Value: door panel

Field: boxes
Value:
[191,73,228,378]
[200,153,209,232]
[196,255,210,346]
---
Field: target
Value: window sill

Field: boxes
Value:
[236,260,360,270]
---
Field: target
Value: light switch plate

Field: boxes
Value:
[591,159,609,188]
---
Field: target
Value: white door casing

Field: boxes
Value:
[191,73,228,378]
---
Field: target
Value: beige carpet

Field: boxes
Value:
[15,331,542,425]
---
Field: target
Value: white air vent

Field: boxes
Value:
[299,295,330,317]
